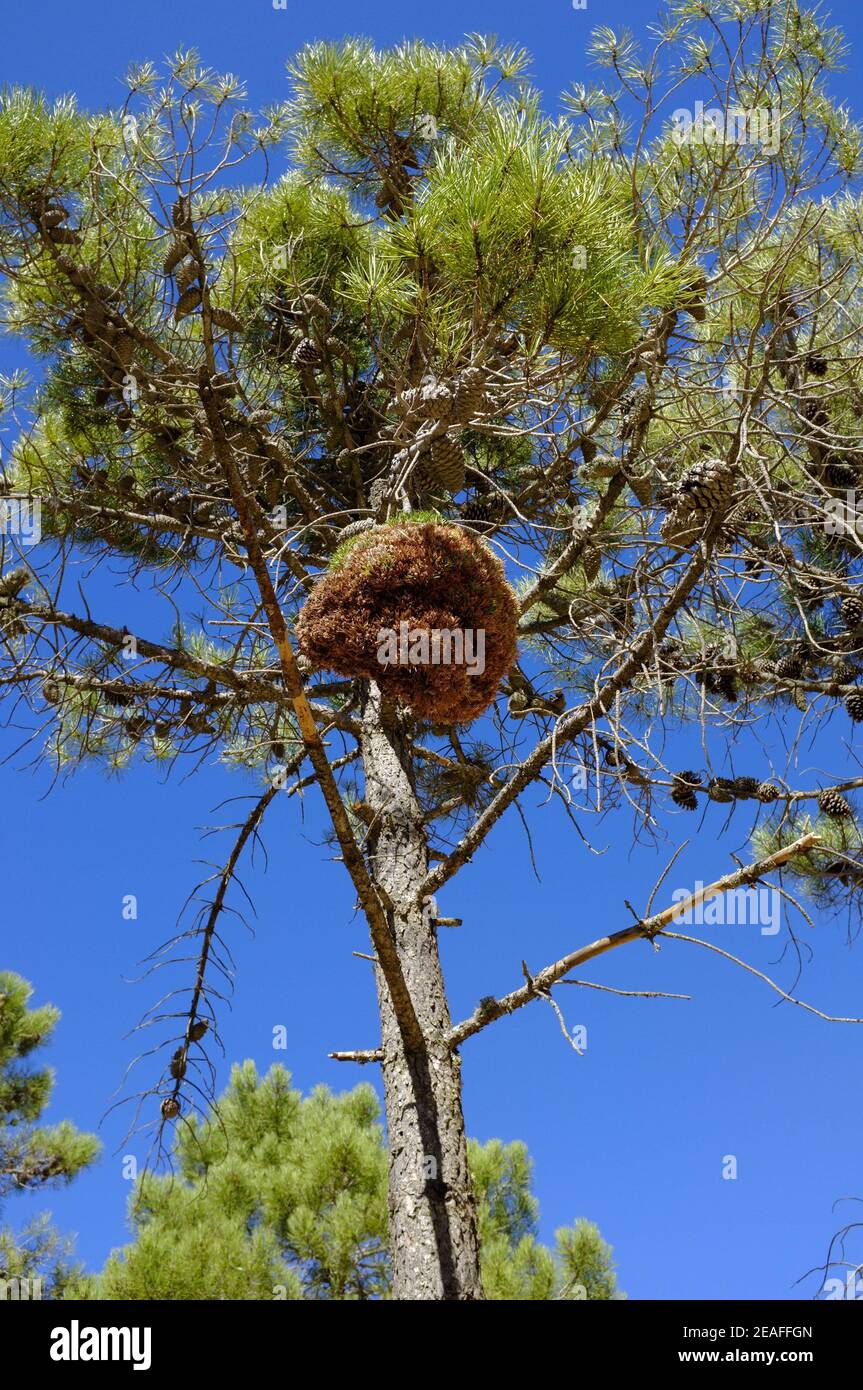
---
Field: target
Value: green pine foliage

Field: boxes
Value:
[94,1062,621,1301]
[0,971,99,1294]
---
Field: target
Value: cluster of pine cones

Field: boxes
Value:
[384,368,490,501]
[671,772,856,822]
[121,703,216,741]
[670,770,780,812]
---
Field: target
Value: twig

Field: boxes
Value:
[661,931,863,1023]
[558,979,691,1000]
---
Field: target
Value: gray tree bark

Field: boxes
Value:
[360,683,484,1300]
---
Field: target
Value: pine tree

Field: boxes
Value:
[0,10,862,1298]
[90,1062,620,1301]
[0,972,99,1297]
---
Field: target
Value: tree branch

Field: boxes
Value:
[447,831,822,1048]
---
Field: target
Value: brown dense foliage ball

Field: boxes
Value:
[296,521,519,722]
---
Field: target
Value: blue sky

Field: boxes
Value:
[3,0,863,1301]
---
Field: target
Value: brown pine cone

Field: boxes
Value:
[671,770,702,811]
[210,306,243,333]
[707,777,736,803]
[292,337,321,368]
[162,235,187,276]
[732,776,760,799]
[678,456,736,512]
[452,367,486,422]
[829,660,857,686]
[774,651,805,679]
[174,286,202,321]
[174,255,200,294]
[818,788,853,820]
[423,434,465,494]
[845,691,863,722]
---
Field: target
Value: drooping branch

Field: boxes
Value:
[16,600,293,706]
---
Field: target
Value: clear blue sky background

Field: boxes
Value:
[3,0,863,1301]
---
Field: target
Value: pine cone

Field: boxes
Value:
[774,651,805,680]
[325,335,351,361]
[829,660,857,686]
[104,687,133,709]
[389,380,453,421]
[818,788,853,820]
[423,434,465,494]
[169,1047,187,1080]
[678,456,737,513]
[671,784,698,811]
[292,293,331,322]
[755,781,780,803]
[0,567,30,598]
[714,669,739,702]
[174,255,200,294]
[732,775,760,799]
[269,320,296,359]
[210,307,243,333]
[461,497,500,527]
[418,380,454,419]
[737,660,764,685]
[452,367,485,422]
[707,776,736,803]
[674,769,703,788]
[581,545,601,581]
[840,595,863,630]
[845,691,863,722]
[338,518,376,543]
[626,471,654,507]
[50,225,82,244]
[292,337,321,368]
[806,353,828,377]
[368,477,390,513]
[660,499,704,549]
[162,236,187,276]
[172,195,192,230]
[824,458,857,489]
[174,286,202,321]
[40,204,67,230]
[160,1096,181,1120]
[620,386,652,440]
[657,638,682,670]
[113,333,134,369]
[671,770,701,810]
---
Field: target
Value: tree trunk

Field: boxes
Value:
[360,683,484,1300]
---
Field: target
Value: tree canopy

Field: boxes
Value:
[90,1062,620,1302]
[0,971,99,1296]
[1,3,862,1296]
